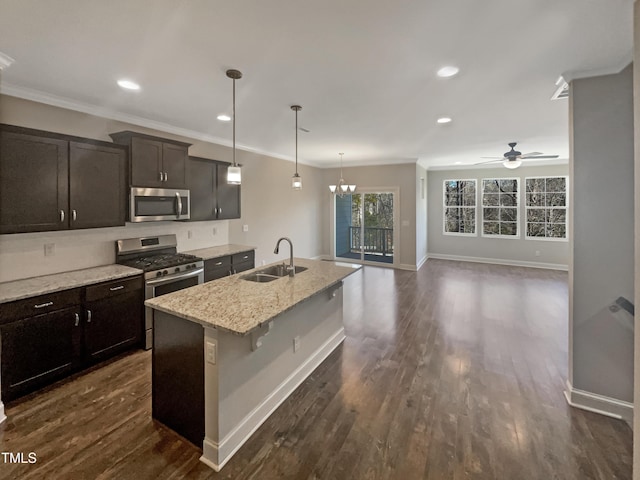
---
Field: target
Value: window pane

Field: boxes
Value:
[527,223,546,237]
[527,209,545,222]
[445,208,459,232]
[462,208,476,233]
[446,194,460,206]
[526,193,544,207]
[462,193,475,206]
[500,179,518,192]
[500,193,517,207]
[500,223,518,236]
[483,194,499,206]
[483,222,499,235]
[462,182,476,195]
[547,192,566,207]
[526,178,545,193]
[500,208,517,222]
[547,208,566,223]
[483,180,500,193]
[548,224,566,238]
[483,207,499,221]
[546,177,566,192]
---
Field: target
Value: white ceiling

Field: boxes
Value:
[0,0,634,168]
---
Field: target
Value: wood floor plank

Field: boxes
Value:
[0,259,632,479]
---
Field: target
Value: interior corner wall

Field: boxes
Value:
[426,164,570,268]
[634,0,640,471]
[570,64,635,404]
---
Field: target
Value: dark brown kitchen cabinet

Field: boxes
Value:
[110,131,190,189]
[0,128,69,234]
[84,276,143,363]
[0,288,83,401]
[0,125,127,234]
[203,250,254,282]
[69,142,126,229]
[188,156,241,221]
[0,275,143,402]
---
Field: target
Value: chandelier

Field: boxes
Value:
[329,153,356,196]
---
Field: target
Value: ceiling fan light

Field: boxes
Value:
[503,159,522,169]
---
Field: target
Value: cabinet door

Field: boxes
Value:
[215,162,241,219]
[187,157,216,221]
[0,306,82,401]
[204,256,232,282]
[0,130,69,233]
[84,289,143,362]
[69,142,126,229]
[131,137,163,187]
[162,143,188,189]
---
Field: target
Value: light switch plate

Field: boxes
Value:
[44,243,55,256]
[293,336,300,352]
[206,341,216,364]
[242,224,249,232]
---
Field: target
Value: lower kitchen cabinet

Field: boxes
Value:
[203,250,255,282]
[0,275,143,402]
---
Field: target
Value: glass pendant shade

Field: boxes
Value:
[348,185,357,192]
[340,184,349,193]
[227,165,242,184]
[329,185,337,193]
[292,173,302,190]
[503,159,522,169]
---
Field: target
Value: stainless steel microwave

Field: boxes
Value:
[130,187,190,222]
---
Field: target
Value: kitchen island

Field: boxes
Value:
[145,258,360,471]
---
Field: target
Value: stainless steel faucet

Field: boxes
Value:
[273,237,295,276]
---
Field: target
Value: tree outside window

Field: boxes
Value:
[482,178,519,237]
[525,176,567,239]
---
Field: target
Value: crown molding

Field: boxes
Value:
[562,50,633,82]
[0,52,15,70]
[0,83,326,167]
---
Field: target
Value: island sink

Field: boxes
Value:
[241,264,308,282]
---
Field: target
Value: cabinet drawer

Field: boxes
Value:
[233,260,254,275]
[205,256,232,270]
[86,276,143,302]
[232,251,254,266]
[0,288,82,325]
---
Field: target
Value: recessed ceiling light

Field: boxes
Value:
[437,117,452,124]
[117,79,140,91]
[217,114,231,122]
[455,161,462,165]
[437,66,459,78]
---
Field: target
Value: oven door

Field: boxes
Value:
[144,266,204,349]
[130,187,190,222]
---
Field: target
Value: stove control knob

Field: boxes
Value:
[175,267,180,273]
[163,270,168,276]
[191,263,197,269]
[156,271,162,278]
[185,264,191,270]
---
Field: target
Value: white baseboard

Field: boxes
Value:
[0,402,5,425]
[398,263,417,271]
[564,379,633,424]
[426,253,568,271]
[200,327,346,471]
[416,255,428,271]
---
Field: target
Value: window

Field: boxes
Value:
[525,176,568,240]
[482,178,519,237]
[443,179,476,235]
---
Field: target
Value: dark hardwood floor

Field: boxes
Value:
[0,259,632,479]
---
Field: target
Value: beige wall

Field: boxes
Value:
[427,164,570,268]
[634,1,639,476]
[322,163,418,268]
[416,164,428,268]
[0,95,326,281]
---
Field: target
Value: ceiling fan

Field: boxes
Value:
[476,142,559,169]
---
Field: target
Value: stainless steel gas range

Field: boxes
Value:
[116,234,204,349]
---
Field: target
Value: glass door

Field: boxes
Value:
[334,190,395,265]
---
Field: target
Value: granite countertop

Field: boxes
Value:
[0,265,143,304]
[182,244,256,260]
[145,258,361,335]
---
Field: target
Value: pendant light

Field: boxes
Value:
[329,153,356,196]
[226,69,242,185]
[291,105,302,190]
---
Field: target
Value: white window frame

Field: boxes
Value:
[524,175,569,242]
[480,177,520,239]
[442,179,477,236]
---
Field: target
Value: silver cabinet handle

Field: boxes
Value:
[243,255,249,259]
[164,172,168,182]
[35,301,53,309]
[74,313,80,327]
[215,261,223,266]
[60,210,65,222]
[175,192,182,218]
[109,285,124,291]
[219,207,222,215]
[159,171,164,182]
[87,309,92,323]
[72,209,77,221]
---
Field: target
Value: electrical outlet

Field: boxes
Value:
[243,224,249,232]
[44,243,55,256]
[535,250,541,257]
[293,336,300,352]
[212,227,217,236]
[206,341,216,364]
[187,230,193,239]
[261,260,266,266]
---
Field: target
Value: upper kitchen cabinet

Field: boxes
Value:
[109,131,191,189]
[188,156,241,221]
[0,125,127,234]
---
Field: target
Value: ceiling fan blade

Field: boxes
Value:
[521,155,559,159]
[479,156,504,159]
[474,159,504,165]
[520,152,543,157]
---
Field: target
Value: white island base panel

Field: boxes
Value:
[200,284,345,471]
